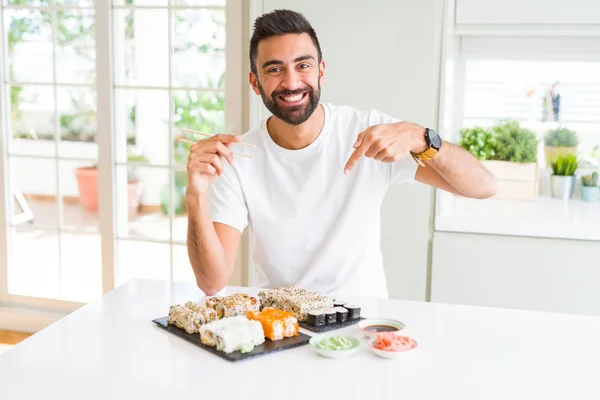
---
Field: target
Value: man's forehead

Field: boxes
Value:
[256,33,318,64]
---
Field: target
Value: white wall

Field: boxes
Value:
[455,0,600,25]
[257,0,447,300]
[431,232,600,316]
[430,0,600,316]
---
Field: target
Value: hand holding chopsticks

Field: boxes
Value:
[176,128,253,194]
[176,128,254,159]
[180,128,255,149]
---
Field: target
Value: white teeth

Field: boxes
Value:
[281,93,303,102]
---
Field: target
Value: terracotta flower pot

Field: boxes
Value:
[75,167,99,212]
[75,166,141,218]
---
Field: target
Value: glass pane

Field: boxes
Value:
[61,160,99,232]
[171,174,188,242]
[113,9,169,87]
[114,89,169,165]
[115,165,170,242]
[462,60,600,168]
[173,9,225,89]
[113,0,168,5]
[60,232,102,302]
[56,9,96,84]
[174,0,226,5]
[116,240,169,287]
[172,90,225,165]
[4,9,53,82]
[6,0,49,5]
[58,87,97,158]
[173,245,195,284]
[11,157,58,231]
[56,0,94,6]
[8,158,59,299]
[8,230,59,299]
[9,85,56,156]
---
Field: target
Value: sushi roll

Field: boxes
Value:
[344,304,361,319]
[205,296,222,310]
[333,299,346,308]
[167,305,205,334]
[216,302,245,319]
[258,287,333,321]
[306,309,325,326]
[185,301,217,322]
[247,307,299,341]
[324,308,337,324]
[334,307,348,323]
[207,293,260,319]
[199,316,265,354]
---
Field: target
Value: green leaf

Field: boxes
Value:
[550,154,579,176]
[489,120,538,163]
[544,127,579,147]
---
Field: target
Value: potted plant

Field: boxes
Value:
[581,172,599,202]
[75,150,147,218]
[458,126,497,161]
[549,154,579,200]
[462,120,538,200]
[544,127,578,166]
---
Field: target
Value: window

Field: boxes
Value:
[435,37,600,242]
[0,0,239,310]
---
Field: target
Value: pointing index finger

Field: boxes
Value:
[344,140,370,175]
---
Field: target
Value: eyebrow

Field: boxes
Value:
[262,55,315,69]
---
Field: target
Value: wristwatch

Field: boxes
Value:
[410,127,442,166]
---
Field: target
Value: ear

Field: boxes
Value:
[319,60,326,84]
[249,71,261,95]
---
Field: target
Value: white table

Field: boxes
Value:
[1,279,599,399]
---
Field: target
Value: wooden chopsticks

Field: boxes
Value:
[175,128,254,159]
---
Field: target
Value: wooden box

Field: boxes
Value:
[482,160,539,200]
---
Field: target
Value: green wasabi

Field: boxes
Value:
[315,336,357,351]
[239,343,255,354]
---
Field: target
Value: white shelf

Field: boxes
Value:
[435,193,600,242]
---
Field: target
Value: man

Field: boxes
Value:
[185,9,497,298]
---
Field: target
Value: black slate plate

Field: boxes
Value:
[299,317,366,333]
[152,317,311,362]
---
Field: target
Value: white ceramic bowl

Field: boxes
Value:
[309,334,361,359]
[367,336,418,360]
[357,318,406,339]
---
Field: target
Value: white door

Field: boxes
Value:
[0,0,245,318]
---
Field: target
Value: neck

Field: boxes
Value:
[266,104,325,150]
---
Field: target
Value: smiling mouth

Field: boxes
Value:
[277,92,308,105]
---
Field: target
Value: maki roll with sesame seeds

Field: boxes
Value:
[324,308,336,324]
[344,304,361,319]
[167,305,205,334]
[334,307,348,323]
[306,309,325,326]
[258,286,333,321]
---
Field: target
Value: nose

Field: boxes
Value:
[281,68,303,91]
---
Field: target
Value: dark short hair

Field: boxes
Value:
[249,9,322,75]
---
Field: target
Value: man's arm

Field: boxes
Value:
[344,121,498,199]
[186,192,241,296]
[415,140,498,199]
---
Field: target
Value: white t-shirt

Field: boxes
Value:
[208,103,417,298]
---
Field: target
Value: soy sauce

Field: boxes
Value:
[364,324,398,332]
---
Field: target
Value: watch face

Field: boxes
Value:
[427,129,442,149]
